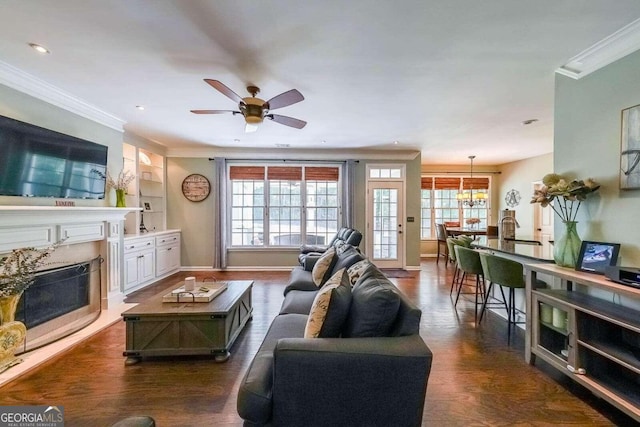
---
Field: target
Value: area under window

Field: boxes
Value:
[229,164,340,247]
[420,176,490,239]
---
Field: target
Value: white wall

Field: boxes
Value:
[497,153,553,237]
[555,49,640,266]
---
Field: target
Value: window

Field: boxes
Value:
[420,175,490,239]
[229,164,340,247]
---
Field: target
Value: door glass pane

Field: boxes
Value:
[372,188,398,260]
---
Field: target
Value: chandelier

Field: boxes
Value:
[456,155,487,207]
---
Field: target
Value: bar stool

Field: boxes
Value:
[453,246,485,322]
[478,252,525,343]
[447,236,474,295]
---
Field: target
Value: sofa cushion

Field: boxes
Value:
[304,269,352,338]
[346,259,371,285]
[280,289,317,315]
[343,267,401,338]
[312,246,337,286]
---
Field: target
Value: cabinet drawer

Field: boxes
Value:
[156,233,180,247]
[124,237,155,253]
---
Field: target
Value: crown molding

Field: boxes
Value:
[0,60,125,131]
[556,18,640,79]
[166,146,420,161]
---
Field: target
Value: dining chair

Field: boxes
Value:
[435,223,449,265]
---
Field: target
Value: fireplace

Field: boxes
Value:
[14,256,102,354]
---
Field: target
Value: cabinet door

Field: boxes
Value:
[156,245,180,276]
[124,253,141,291]
[139,249,156,283]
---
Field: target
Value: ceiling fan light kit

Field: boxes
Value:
[191,79,306,132]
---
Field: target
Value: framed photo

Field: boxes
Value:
[575,241,620,275]
[143,202,152,212]
[620,104,640,189]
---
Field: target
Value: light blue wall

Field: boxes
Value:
[554,50,640,266]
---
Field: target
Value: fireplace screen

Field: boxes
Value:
[15,260,94,329]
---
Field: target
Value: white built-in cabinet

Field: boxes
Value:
[123,230,181,294]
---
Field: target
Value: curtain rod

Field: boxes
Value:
[208,158,359,163]
[422,170,501,175]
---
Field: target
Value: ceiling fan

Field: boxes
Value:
[191,79,306,133]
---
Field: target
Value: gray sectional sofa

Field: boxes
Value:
[237,244,433,427]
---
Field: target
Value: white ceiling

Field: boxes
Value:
[1,1,640,165]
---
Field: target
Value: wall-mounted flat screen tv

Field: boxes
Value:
[0,115,108,199]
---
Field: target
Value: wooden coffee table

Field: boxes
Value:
[122,280,253,365]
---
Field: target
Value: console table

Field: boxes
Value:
[525,263,640,422]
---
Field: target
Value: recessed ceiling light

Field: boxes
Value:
[28,43,50,54]
[135,105,145,110]
[275,143,290,148]
[393,140,399,145]
[321,140,326,144]
[522,119,539,125]
[234,139,240,143]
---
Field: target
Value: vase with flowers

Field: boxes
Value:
[94,169,136,207]
[531,173,600,268]
[0,241,63,372]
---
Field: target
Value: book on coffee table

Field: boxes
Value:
[162,281,228,303]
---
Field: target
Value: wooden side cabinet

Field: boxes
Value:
[525,264,640,422]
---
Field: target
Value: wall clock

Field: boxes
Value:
[181,174,211,202]
[505,189,521,207]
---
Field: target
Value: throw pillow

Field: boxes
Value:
[343,276,401,338]
[347,259,371,285]
[304,268,352,338]
[311,246,337,287]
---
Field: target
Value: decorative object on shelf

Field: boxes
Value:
[143,202,152,212]
[115,189,126,207]
[457,155,487,207]
[0,241,63,372]
[554,221,582,268]
[530,173,600,267]
[182,174,211,202]
[620,104,640,189]
[141,171,153,181]
[93,169,136,207]
[504,189,521,207]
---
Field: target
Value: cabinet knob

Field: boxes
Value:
[167,247,172,251]
[129,245,135,249]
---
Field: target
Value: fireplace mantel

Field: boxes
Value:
[0,206,140,227]
[0,205,140,309]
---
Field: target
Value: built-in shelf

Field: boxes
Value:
[123,144,166,234]
[526,263,640,422]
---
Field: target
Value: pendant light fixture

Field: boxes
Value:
[456,155,487,207]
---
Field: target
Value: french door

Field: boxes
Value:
[366,181,404,269]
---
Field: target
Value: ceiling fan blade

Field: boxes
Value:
[267,114,307,129]
[204,79,243,104]
[265,89,304,110]
[245,123,259,133]
[190,109,239,114]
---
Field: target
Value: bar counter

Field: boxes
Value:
[472,236,555,263]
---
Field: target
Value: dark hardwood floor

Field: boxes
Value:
[0,261,636,426]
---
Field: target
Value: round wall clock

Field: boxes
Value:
[181,174,211,202]
[505,189,521,207]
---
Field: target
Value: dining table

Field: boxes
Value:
[446,227,487,238]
